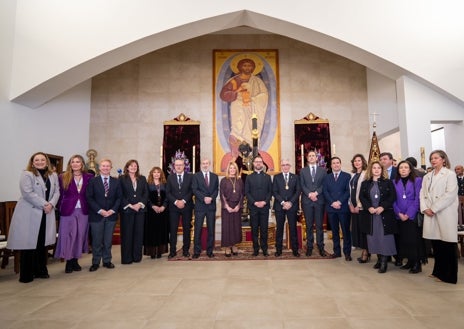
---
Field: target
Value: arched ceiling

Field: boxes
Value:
[10,10,463,108]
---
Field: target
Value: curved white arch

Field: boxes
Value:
[10,4,464,108]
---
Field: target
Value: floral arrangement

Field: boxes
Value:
[167,149,191,174]
[314,149,326,168]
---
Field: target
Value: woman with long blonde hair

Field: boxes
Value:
[7,152,60,282]
[55,154,93,273]
[220,161,244,256]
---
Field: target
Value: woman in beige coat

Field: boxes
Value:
[7,152,60,283]
[420,150,458,284]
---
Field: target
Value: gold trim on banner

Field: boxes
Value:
[294,112,329,124]
[163,113,200,125]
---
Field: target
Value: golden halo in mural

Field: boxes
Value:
[230,53,264,75]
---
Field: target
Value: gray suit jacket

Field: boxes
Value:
[300,165,326,205]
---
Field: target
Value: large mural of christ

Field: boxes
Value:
[214,50,280,174]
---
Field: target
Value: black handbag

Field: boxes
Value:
[415,212,424,228]
[413,181,424,228]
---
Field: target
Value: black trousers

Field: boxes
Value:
[169,207,192,253]
[250,207,269,252]
[20,213,48,282]
[431,239,458,284]
[275,208,298,252]
[120,211,145,263]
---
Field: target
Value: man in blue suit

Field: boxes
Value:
[86,159,122,271]
[300,151,327,256]
[380,152,397,180]
[192,158,219,258]
[323,157,352,260]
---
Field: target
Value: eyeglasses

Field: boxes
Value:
[282,164,290,166]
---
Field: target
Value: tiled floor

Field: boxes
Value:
[0,245,463,329]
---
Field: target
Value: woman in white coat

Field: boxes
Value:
[420,150,458,284]
[7,152,60,283]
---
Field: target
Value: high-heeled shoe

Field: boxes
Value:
[231,247,238,256]
[225,250,232,257]
[358,251,370,263]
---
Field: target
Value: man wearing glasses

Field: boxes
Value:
[245,155,273,256]
[272,159,301,257]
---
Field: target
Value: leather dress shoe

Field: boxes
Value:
[89,264,99,272]
[332,253,341,258]
[306,249,313,257]
[103,262,115,269]
[207,252,215,258]
[168,252,176,259]
[293,251,301,257]
[192,253,200,259]
[319,248,327,257]
[345,255,353,261]
[183,252,190,258]
[252,250,259,256]
[262,251,269,257]
[274,251,282,257]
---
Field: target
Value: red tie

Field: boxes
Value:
[204,173,209,186]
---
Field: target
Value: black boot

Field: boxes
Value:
[409,262,422,274]
[378,255,388,273]
[65,260,73,274]
[72,258,82,271]
[373,255,381,269]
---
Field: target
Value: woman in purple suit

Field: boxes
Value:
[55,155,93,273]
[393,160,424,273]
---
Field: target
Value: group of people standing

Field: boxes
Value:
[6,149,460,284]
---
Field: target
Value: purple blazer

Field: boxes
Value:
[58,173,93,216]
[393,177,422,220]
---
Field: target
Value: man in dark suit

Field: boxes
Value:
[245,155,273,256]
[272,159,301,257]
[300,150,327,256]
[380,152,397,180]
[166,158,193,258]
[86,159,122,271]
[192,158,219,258]
[323,157,352,260]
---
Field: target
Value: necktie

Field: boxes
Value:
[204,172,209,186]
[284,173,288,183]
[178,174,182,188]
[311,166,315,180]
[334,173,338,181]
[103,177,109,196]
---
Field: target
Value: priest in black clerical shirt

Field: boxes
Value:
[245,155,273,256]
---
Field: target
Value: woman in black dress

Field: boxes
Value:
[348,154,368,263]
[220,161,244,256]
[144,166,169,259]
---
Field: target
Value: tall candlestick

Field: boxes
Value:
[332,144,336,155]
[420,147,425,166]
[160,145,163,169]
[300,144,304,168]
[192,145,196,173]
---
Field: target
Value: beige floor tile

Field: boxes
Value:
[0,246,463,329]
